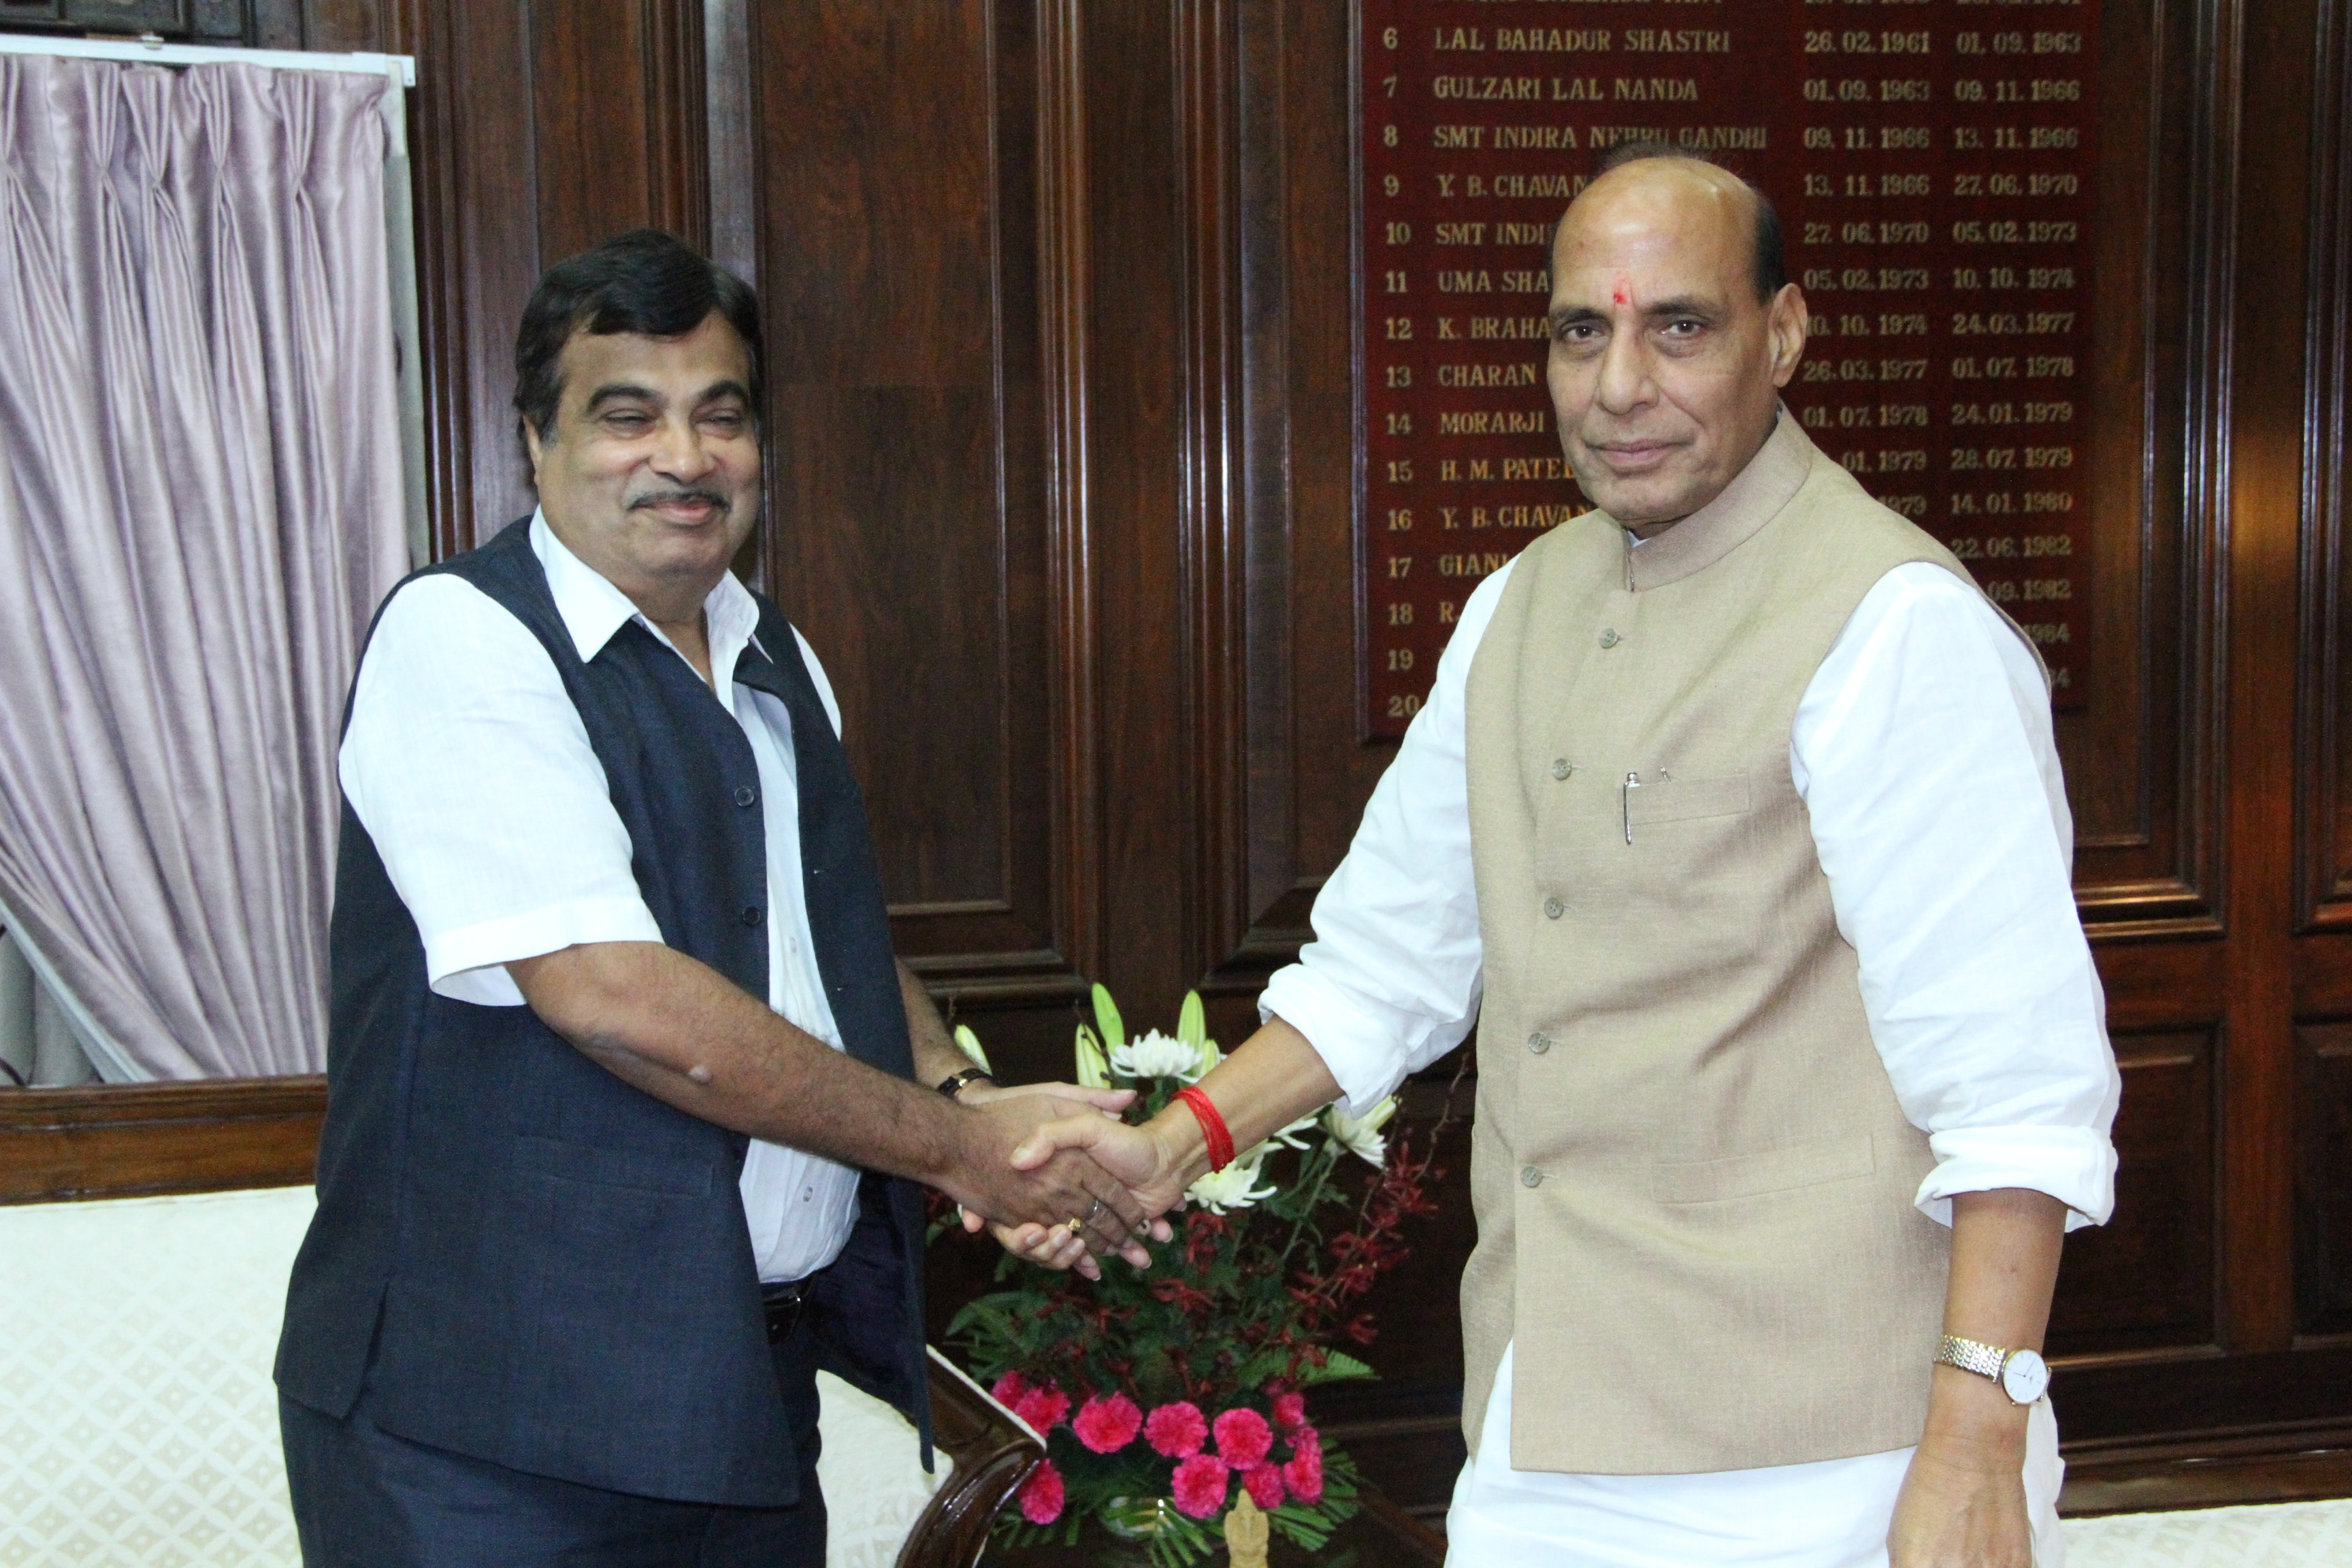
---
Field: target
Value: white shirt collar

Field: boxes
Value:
[527,509,762,676]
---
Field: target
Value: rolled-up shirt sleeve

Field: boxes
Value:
[1796,563,2121,1230]
[338,575,662,1007]
[1258,564,1516,1115]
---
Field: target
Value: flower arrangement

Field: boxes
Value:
[938,986,1446,1566]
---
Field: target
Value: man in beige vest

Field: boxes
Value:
[1007,147,2119,1567]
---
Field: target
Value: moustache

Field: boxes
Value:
[627,487,733,514]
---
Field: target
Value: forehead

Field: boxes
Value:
[1550,163,1752,299]
[556,312,752,397]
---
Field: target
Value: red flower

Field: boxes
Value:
[1270,1390,1307,1432]
[990,1370,1029,1407]
[1242,1461,1287,1512]
[1145,1400,1209,1458]
[1213,1407,1274,1467]
[1171,1454,1232,1519]
[1013,1382,1070,1432]
[1290,1424,1320,1456]
[1017,1458,1066,1525]
[1282,1441,1324,1505]
[1072,1392,1143,1454]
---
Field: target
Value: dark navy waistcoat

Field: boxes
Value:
[274,517,930,1507]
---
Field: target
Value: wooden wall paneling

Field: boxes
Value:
[1081,1,1192,1027]
[1039,0,1100,1000]
[749,0,1089,1047]
[1173,0,1250,1000]
[2065,0,2225,936]
[2219,0,2318,1358]
[529,0,706,268]
[2297,0,2352,953]
[293,0,373,50]
[390,0,537,554]
[2049,1030,2221,1358]
[2296,1022,2352,1337]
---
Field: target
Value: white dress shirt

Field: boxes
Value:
[1260,549,2119,1565]
[340,513,861,1284]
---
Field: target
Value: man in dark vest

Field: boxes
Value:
[274,229,1158,1567]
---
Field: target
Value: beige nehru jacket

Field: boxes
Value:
[1460,416,2025,1475]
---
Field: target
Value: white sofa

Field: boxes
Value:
[0,1187,953,1568]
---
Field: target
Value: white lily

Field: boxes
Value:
[1270,1109,1321,1150]
[951,1024,993,1075]
[1073,1024,1110,1090]
[1324,1097,1398,1166]
[1185,1150,1277,1214]
[1109,1028,1201,1082]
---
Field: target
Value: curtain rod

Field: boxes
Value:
[0,33,414,87]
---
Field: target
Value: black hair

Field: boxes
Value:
[512,228,762,444]
[1584,142,1787,304]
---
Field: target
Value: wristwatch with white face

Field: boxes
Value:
[1936,1334,2051,1405]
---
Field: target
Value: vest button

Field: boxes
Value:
[1599,628,1620,648]
[1520,1166,1544,1188]
[1550,758,1572,781]
[734,785,758,807]
[740,904,764,927]
[1527,1032,1551,1055]
[1543,896,1565,919]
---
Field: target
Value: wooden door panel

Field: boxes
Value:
[749,0,1075,1007]
[2050,1030,2220,1358]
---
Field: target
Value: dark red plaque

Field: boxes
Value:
[1358,0,2100,737]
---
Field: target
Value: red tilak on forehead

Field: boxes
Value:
[1612,271,1633,308]
[1613,289,1629,306]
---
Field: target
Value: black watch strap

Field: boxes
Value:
[935,1066,995,1100]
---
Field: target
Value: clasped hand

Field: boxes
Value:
[942,1082,1175,1280]
[956,1098,1187,1276]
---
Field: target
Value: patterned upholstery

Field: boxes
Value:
[2063,1499,2352,1567]
[0,1187,944,1568]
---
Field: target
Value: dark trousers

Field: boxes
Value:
[280,1310,826,1568]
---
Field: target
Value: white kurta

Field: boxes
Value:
[1259,549,2121,1565]
[339,512,862,1285]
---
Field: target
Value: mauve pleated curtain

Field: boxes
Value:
[0,56,408,1079]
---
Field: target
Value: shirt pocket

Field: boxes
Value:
[1649,1133,1876,1205]
[1625,771,1752,828]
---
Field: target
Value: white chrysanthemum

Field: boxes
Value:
[1109,1028,1202,1082]
[1324,1098,1398,1166]
[1186,1154,1277,1214]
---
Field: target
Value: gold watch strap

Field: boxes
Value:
[1936,1333,2012,1382]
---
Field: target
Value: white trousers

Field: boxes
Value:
[1445,1342,2066,1568]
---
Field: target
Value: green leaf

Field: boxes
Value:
[1092,982,1126,1050]
[951,1023,993,1074]
[1177,990,1206,1051]
[1303,1350,1376,1385]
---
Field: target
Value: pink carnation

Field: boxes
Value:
[1282,1441,1324,1505]
[990,1371,1030,1407]
[1145,1400,1209,1458]
[1242,1461,1288,1511]
[1171,1453,1232,1519]
[1213,1407,1274,1467]
[1013,1382,1070,1432]
[1017,1458,1066,1525]
[1072,1392,1143,1454]
[1271,1390,1307,1431]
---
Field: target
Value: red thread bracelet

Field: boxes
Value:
[1175,1085,1235,1173]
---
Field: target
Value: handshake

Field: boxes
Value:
[931,1078,1192,1281]
[921,1013,1339,1281]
